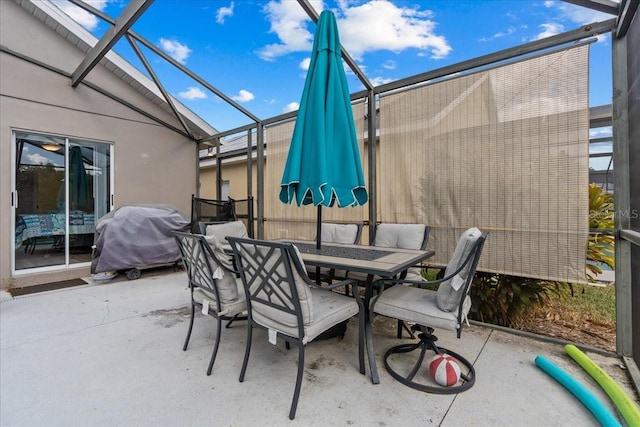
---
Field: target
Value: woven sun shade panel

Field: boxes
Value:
[379,44,590,283]
[264,101,368,241]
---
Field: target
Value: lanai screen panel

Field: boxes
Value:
[379,44,590,283]
[264,101,367,240]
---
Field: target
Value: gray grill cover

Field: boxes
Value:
[91,205,189,273]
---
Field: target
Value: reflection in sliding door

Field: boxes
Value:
[13,131,112,271]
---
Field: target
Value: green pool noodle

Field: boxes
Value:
[535,355,621,426]
[565,344,640,427]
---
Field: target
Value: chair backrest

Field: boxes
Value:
[201,220,249,245]
[372,223,430,250]
[436,228,487,313]
[320,223,363,244]
[190,195,237,232]
[228,237,313,340]
[172,231,240,305]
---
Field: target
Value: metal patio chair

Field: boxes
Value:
[172,231,246,375]
[227,236,365,420]
[369,228,487,393]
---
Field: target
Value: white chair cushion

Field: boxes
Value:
[321,223,359,244]
[253,286,359,344]
[194,278,246,317]
[374,223,426,249]
[436,227,482,312]
[203,234,239,303]
[206,221,248,251]
[373,285,462,332]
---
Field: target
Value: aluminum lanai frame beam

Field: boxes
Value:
[616,0,639,38]
[66,0,261,127]
[0,44,190,139]
[612,19,633,358]
[70,0,153,88]
[562,0,620,16]
[125,34,194,140]
[373,19,617,96]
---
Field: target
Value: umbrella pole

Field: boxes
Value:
[315,205,322,284]
[316,205,322,250]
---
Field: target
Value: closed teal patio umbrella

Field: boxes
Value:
[280,10,368,248]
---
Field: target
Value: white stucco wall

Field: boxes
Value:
[1,1,197,287]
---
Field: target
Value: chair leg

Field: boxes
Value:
[289,343,305,420]
[397,320,416,339]
[206,316,223,376]
[239,325,253,382]
[225,313,246,329]
[358,309,365,375]
[183,302,196,351]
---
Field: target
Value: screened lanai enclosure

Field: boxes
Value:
[1,0,638,391]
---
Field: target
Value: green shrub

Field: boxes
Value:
[469,273,569,327]
[586,183,615,282]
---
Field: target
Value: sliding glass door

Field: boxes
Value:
[12,131,113,272]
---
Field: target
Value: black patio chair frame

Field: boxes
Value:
[172,231,246,376]
[370,231,487,394]
[228,236,365,420]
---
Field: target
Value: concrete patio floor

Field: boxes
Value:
[1,268,637,426]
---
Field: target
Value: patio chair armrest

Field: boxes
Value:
[310,278,356,291]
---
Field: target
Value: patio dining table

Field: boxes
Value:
[283,239,435,384]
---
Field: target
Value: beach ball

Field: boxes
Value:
[429,353,461,387]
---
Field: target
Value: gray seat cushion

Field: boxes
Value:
[204,234,240,303]
[374,223,426,249]
[205,221,248,251]
[436,227,482,312]
[321,223,359,244]
[252,286,359,344]
[373,284,471,332]
[194,279,246,317]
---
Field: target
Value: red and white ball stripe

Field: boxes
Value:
[429,353,461,387]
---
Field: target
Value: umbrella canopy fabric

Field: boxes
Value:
[280,10,368,209]
[69,146,91,211]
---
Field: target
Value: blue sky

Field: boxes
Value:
[53,0,615,134]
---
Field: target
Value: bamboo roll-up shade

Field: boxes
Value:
[379,44,590,283]
[264,101,368,241]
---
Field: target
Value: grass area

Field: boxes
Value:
[548,283,616,326]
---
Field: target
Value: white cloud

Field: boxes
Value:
[159,38,192,64]
[53,0,110,31]
[370,76,393,86]
[179,87,207,100]
[256,0,322,60]
[232,90,255,102]
[382,60,396,70]
[258,0,450,61]
[299,57,311,71]
[216,2,234,24]
[479,26,516,42]
[338,1,450,60]
[533,22,564,40]
[283,102,299,113]
[27,153,51,165]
